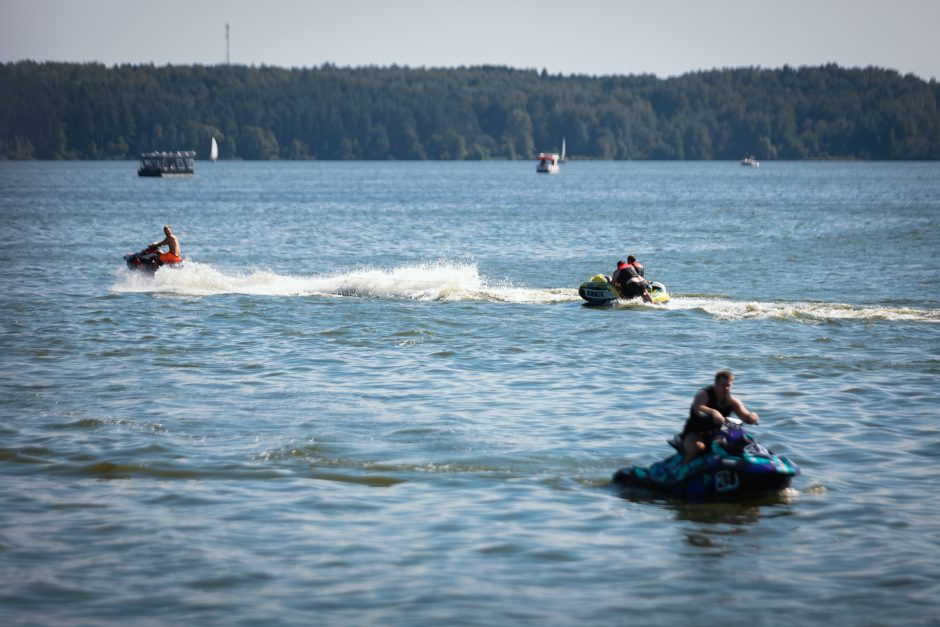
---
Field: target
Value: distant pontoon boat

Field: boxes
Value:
[138,151,196,177]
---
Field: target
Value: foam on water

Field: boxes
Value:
[663,296,940,323]
[111,264,939,321]
[111,260,573,304]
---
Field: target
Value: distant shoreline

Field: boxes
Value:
[2,62,938,161]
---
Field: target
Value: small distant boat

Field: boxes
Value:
[537,138,566,173]
[210,137,219,162]
[138,151,196,177]
[536,153,560,174]
[740,155,759,167]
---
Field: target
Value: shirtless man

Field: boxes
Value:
[150,225,182,263]
[680,370,759,463]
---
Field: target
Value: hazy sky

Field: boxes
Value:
[1,0,938,80]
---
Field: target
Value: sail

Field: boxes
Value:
[210,137,219,161]
[560,137,566,163]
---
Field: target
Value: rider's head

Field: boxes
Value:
[163,225,172,236]
[714,370,734,394]
[627,255,636,263]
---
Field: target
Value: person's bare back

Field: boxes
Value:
[151,225,180,257]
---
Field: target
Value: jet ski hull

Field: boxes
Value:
[123,247,184,273]
[612,427,799,501]
[578,274,670,305]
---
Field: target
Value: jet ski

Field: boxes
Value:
[612,418,800,501]
[578,274,670,305]
[123,245,184,272]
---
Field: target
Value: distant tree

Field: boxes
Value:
[239,126,279,160]
[0,61,938,160]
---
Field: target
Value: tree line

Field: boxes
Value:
[0,61,938,160]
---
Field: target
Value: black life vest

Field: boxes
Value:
[681,385,734,439]
[689,385,733,420]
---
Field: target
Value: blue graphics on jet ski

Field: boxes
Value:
[612,418,799,500]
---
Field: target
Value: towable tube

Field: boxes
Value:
[578,274,670,305]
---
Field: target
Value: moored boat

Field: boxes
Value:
[536,152,560,174]
[138,151,196,177]
[537,138,566,173]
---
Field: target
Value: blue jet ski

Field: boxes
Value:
[612,418,800,501]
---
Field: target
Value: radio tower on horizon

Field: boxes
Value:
[225,23,230,65]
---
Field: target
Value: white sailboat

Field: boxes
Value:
[210,137,219,161]
[560,137,566,163]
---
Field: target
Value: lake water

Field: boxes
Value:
[1,160,939,626]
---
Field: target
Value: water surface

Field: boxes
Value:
[2,160,939,626]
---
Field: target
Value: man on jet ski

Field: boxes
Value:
[610,256,652,303]
[149,225,182,263]
[680,370,760,463]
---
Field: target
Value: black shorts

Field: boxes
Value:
[681,413,718,439]
[619,281,645,298]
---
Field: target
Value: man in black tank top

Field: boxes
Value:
[680,370,760,463]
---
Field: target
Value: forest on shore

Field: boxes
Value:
[1,61,938,160]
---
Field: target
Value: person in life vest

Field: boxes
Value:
[680,370,760,463]
[610,255,652,302]
[626,255,644,277]
[149,225,182,263]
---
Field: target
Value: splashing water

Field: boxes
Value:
[111,260,576,304]
[662,295,940,323]
[112,264,938,322]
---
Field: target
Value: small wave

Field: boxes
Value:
[263,443,509,476]
[662,296,940,323]
[111,261,581,304]
[46,417,168,433]
[78,461,205,480]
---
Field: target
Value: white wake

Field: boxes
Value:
[111,260,574,304]
[111,264,939,321]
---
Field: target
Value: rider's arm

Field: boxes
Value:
[731,397,759,424]
[692,390,726,426]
